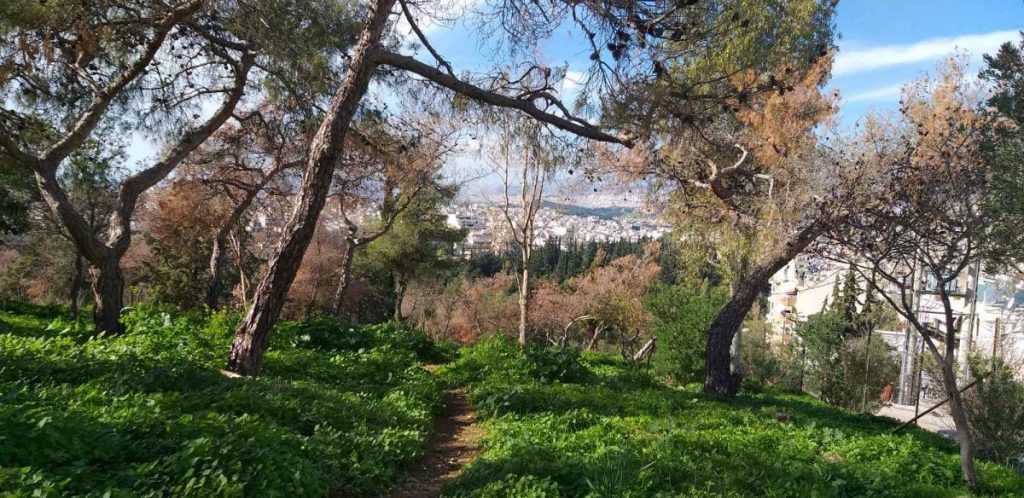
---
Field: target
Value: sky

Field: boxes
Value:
[830,0,1024,124]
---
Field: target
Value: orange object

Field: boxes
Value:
[880,383,894,403]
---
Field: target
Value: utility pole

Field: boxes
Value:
[861,330,874,412]
[898,261,922,405]
[992,317,1001,361]
[959,260,982,378]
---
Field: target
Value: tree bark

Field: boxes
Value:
[518,265,529,345]
[68,253,84,319]
[705,223,825,395]
[206,236,228,310]
[941,360,978,488]
[394,275,407,322]
[225,0,395,376]
[90,257,124,334]
[332,236,357,316]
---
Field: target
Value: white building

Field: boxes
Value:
[767,256,1024,389]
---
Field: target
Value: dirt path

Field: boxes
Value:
[386,385,483,498]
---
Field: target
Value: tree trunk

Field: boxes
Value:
[206,235,228,310]
[705,223,825,395]
[705,280,761,395]
[90,257,124,334]
[68,253,84,319]
[229,231,250,306]
[941,360,978,487]
[933,281,979,488]
[394,276,406,322]
[225,0,395,377]
[518,265,529,345]
[332,237,357,316]
[208,188,263,310]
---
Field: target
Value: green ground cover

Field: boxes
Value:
[0,303,446,497]
[437,338,1024,497]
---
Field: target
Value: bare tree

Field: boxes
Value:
[329,117,460,316]
[178,106,308,310]
[826,59,996,488]
[493,122,554,345]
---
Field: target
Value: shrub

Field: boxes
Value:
[740,319,802,392]
[964,357,1024,470]
[794,312,900,411]
[645,281,729,385]
[525,345,591,384]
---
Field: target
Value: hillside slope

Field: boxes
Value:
[437,339,1024,497]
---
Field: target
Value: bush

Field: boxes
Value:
[437,337,590,388]
[525,345,591,384]
[740,319,802,393]
[0,304,444,497]
[794,312,900,411]
[964,357,1024,470]
[645,281,729,385]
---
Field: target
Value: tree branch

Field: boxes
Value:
[397,0,454,77]
[108,51,254,253]
[38,0,205,169]
[373,50,633,146]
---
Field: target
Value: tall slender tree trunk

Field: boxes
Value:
[332,237,357,316]
[393,275,406,322]
[225,0,395,376]
[206,236,228,310]
[229,231,250,306]
[90,257,124,334]
[705,223,825,395]
[934,282,978,488]
[68,254,84,319]
[207,188,261,310]
[940,360,978,488]
[518,265,529,345]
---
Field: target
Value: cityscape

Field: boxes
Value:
[444,200,673,256]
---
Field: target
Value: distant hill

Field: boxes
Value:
[541,200,634,220]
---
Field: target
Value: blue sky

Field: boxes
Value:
[830,0,1023,123]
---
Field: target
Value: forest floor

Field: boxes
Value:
[0,303,447,497]
[386,386,483,498]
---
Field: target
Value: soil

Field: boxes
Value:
[385,382,483,498]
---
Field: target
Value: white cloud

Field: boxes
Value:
[561,70,586,93]
[834,30,1018,76]
[844,83,904,103]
